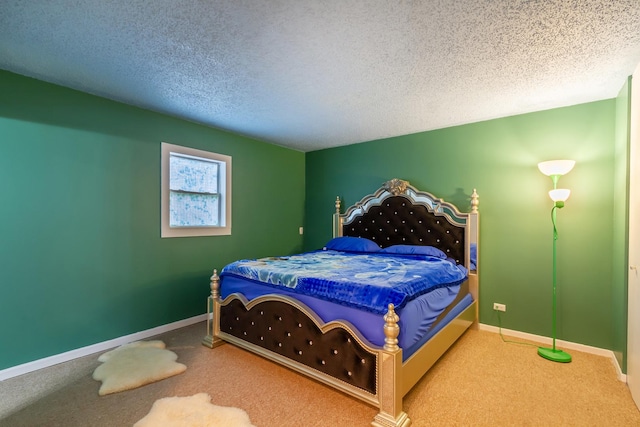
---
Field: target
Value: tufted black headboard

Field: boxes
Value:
[333,178,479,269]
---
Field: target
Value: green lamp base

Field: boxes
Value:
[538,347,572,363]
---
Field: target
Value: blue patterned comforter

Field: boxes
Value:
[220,250,468,314]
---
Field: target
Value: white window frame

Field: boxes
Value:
[161,142,232,238]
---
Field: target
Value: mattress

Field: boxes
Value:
[219,245,472,360]
[220,249,467,313]
[220,274,472,361]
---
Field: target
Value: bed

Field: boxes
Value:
[203,178,479,427]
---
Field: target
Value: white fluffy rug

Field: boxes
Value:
[134,393,255,427]
[92,340,186,396]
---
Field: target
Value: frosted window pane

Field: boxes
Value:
[161,142,231,237]
[170,154,218,194]
[170,192,219,227]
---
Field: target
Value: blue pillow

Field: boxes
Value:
[380,244,446,259]
[324,236,381,253]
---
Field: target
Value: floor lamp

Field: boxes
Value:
[537,159,575,363]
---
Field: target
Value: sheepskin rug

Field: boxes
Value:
[134,393,255,427]
[92,340,186,396]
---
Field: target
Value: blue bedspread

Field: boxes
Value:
[220,250,467,314]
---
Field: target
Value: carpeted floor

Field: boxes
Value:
[1,321,639,426]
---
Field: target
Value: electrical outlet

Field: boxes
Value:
[493,303,506,312]
[299,226,304,235]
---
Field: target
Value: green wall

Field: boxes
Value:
[2,68,629,372]
[305,100,617,351]
[612,77,631,371]
[0,71,305,370]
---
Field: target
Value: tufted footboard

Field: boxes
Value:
[203,270,410,426]
[220,297,378,394]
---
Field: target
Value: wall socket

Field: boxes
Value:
[493,303,506,312]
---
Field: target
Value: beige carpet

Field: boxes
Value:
[1,322,639,426]
[134,393,255,427]
[92,340,186,396]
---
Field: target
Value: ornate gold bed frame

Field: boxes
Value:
[203,179,479,427]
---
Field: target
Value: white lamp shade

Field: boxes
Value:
[538,160,576,176]
[549,189,571,202]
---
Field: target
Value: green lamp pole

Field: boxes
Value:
[537,160,575,363]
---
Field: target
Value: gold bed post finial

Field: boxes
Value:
[471,188,479,213]
[210,269,220,299]
[335,196,341,214]
[384,178,409,196]
[383,303,400,351]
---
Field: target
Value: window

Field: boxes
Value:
[161,142,231,237]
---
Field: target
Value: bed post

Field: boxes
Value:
[372,304,411,427]
[333,196,343,238]
[469,189,480,329]
[202,269,224,348]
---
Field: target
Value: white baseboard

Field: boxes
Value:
[1,317,626,384]
[0,314,207,382]
[479,323,627,383]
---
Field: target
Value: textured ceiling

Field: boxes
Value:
[2,1,640,152]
